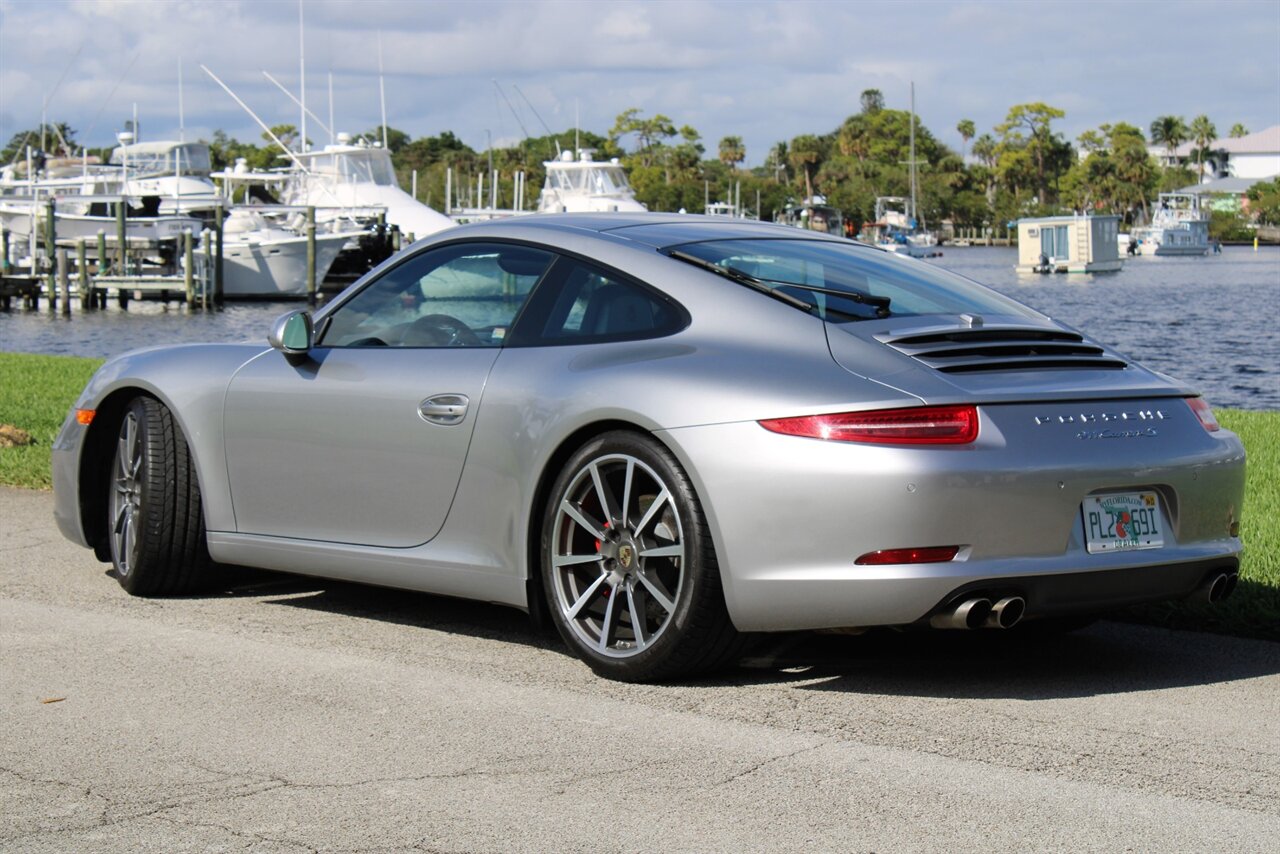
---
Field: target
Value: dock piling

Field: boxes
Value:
[115,201,127,276]
[96,230,108,308]
[306,206,317,307]
[44,199,57,308]
[77,240,91,310]
[214,204,224,308]
[57,249,70,317]
[184,230,195,309]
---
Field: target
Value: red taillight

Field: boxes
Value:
[1186,397,1219,432]
[856,546,961,566]
[759,404,979,445]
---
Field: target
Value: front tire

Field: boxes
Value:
[542,431,742,681]
[108,396,213,596]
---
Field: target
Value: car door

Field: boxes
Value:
[222,241,555,547]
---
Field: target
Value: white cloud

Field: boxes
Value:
[0,0,1276,165]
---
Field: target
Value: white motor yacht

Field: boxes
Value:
[284,136,454,238]
[537,150,646,213]
[1132,193,1211,256]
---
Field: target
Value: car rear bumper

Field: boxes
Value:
[661,400,1246,632]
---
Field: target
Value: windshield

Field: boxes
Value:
[669,238,1041,322]
[309,151,398,187]
[110,143,212,176]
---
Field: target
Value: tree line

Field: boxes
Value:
[5,94,1277,233]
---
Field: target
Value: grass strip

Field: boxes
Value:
[0,353,104,489]
[0,352,1276,640]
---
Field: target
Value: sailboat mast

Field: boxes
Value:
[909,81,916,224]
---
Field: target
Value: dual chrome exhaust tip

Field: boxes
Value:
[930,595,1026,631]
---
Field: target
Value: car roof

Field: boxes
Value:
[474,212,863,250]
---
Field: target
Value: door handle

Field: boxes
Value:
[418,394,469,425]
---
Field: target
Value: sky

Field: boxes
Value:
[1,0,1278,166]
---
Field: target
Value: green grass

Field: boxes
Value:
[0,352,104,489]
[0,352,1276,640]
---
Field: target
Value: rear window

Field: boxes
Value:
[668,238,1040,322]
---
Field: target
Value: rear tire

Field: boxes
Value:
[541,431,743,682]
[107,396,213,596]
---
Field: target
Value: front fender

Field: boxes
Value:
[53,343,267,548]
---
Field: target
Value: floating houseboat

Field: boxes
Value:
[1016,215,1122,273]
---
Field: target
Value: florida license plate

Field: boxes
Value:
[1082,492,1165,553]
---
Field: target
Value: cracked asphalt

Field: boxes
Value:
[2,486,1279,852]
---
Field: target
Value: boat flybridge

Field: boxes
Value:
[284,136,454,239]
[537,149,647,213]
[108,141,224,213]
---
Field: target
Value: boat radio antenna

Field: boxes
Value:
[200,64,309,172]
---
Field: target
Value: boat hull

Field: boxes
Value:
[219,232,354,297]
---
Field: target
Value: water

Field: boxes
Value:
[2,246,1278,410]
[927,246,1280,411]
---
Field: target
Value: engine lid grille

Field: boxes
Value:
[877,326,1128,374]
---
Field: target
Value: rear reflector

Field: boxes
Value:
[1185,397,1219,432]
[856,546,961,566]
[75,409,95,425]
[759,404,979,445]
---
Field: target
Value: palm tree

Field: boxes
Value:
[1229,123,1249,139]
[956,119,976,163]
[1149,115,1188,166]
[788,135,823,199]
[717,136,745,170]
[1189,115,1217,182]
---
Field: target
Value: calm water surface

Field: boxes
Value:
[2,245,1278,410]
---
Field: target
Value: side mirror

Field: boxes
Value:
[268,310,314,355]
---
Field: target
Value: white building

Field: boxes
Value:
[1166,125,1280,182]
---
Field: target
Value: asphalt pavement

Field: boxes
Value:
[2,486,1278,852]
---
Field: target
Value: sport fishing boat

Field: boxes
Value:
[283,135,454,238]
[536,149,647,213]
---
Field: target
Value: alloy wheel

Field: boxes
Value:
[109,411,144,577]
[549,453,686,658]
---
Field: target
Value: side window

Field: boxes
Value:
[525,259,685,345]
[319,243,553,348]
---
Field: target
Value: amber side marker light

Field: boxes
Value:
[75,409,95,425]
[1185,397,1219,432]
[856,546,961,566]
[759,404,979,445]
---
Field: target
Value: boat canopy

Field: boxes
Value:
[110,142,212,177]
[295,146,398,188]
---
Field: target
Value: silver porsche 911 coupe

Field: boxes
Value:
[52,214,1246,681]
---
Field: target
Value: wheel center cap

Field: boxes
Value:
[618,544,635,569]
